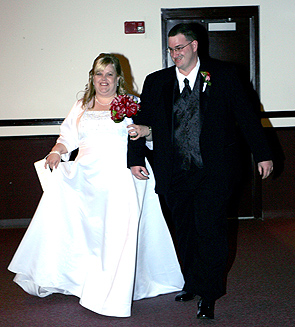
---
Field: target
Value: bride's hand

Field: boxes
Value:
[127,124,151,140]
[45,153,61,170]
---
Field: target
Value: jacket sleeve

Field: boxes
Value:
[227,65,273,163]
[127,75,155,168]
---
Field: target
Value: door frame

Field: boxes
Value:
[161,6,262,218]
[161,6,260,92]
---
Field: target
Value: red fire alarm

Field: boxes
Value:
[124,21,145,34]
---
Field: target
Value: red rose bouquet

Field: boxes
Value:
[110,95,140,123]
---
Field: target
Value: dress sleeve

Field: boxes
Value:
[56,101,83,161]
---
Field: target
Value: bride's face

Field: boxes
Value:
[93,64,119,98]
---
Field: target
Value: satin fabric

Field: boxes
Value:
[8,101,184,317]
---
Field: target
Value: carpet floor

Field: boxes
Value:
[1,218,295,326]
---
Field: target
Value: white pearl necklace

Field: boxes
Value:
[95,97,113,106]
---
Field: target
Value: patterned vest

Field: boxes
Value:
[172,73,203,171]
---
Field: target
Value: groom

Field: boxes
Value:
[127,23,273,319]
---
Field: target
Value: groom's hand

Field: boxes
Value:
[131,166,149,180]
[258,160,273,179]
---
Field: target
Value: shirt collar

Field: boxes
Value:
[176,59,200,92]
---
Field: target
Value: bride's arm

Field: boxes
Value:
[44,101,82,169]
[44,143,68,170]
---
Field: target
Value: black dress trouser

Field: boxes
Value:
[164,166,230,301]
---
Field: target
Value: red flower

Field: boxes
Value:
[110,95,140,123]
[200,71,211,85]
[200,71,211,92]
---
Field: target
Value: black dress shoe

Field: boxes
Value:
[175,291,196,302]
[197,298,215,319]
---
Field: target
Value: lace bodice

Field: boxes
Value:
[78,110,131,139]
[76,110,133,156]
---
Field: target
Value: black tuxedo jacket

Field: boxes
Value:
[128,58,272,194]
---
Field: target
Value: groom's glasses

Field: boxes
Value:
[166,41,194,54]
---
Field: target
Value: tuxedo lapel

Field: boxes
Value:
[199,65,211,122]
[162,68,177,133]
[161,65,211,135]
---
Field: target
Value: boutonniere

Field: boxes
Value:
[110,94,140,123]
[200,71,211,92]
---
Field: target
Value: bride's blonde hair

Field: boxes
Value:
[81,53,126,108]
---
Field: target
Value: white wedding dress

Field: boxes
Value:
[8,101,184,317]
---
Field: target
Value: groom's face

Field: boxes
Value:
[168,33,198,76]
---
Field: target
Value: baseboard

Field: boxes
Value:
[1,212,292,229]
[1,216,255,229]
[0,219,31,229]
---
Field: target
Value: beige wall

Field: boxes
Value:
[1,0,295,134]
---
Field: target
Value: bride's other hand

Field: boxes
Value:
[127,124,151,140]
[44,143,67,170]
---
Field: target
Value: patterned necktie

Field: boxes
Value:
[181,78,191,101]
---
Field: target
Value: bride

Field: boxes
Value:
[8,53,184,318]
